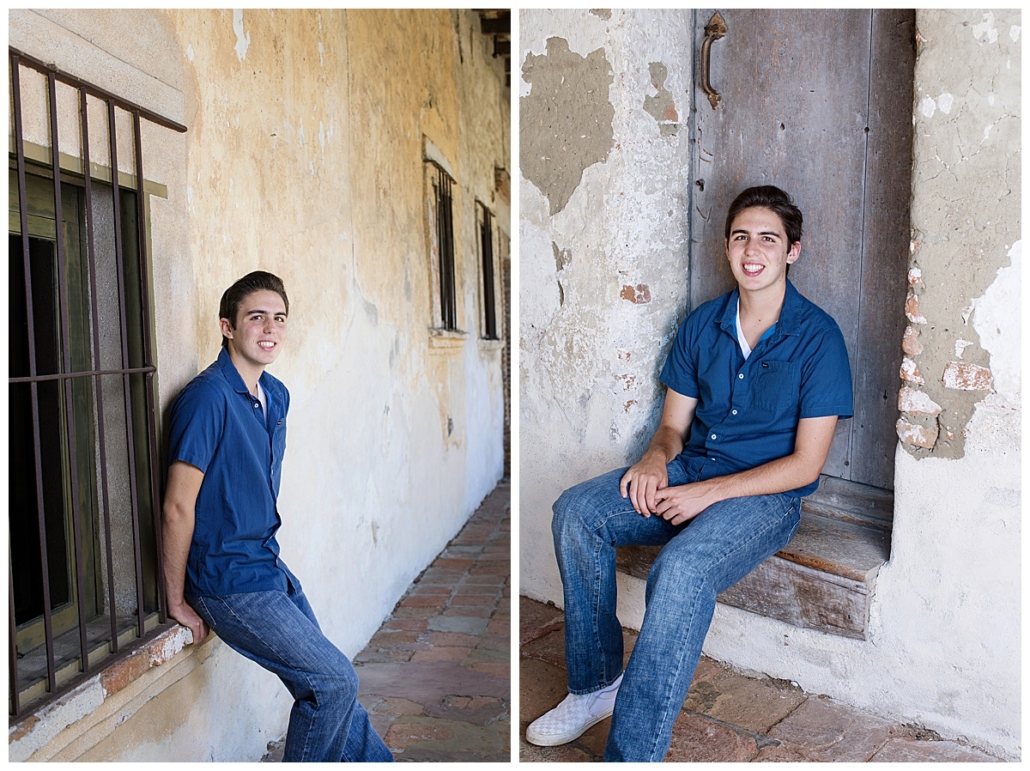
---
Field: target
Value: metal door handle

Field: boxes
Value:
[701,12,727,110]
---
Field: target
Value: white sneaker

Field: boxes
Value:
[525,674,623,746]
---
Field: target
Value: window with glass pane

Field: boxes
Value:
[9,163,160,713]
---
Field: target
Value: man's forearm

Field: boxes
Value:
[162,504,195,608]
[641,424,686,466]
[701,451,821,503]
[653,415,837,525]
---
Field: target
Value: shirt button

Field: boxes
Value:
[254,403,259,408]
[711,433,717,440]
[732,409,738,415]
[738,373,744,379]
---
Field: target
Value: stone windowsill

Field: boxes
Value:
[428,328,468,350]
[8,624,195,760]
[478,338,505,352]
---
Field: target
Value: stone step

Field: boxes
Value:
[616,479,892,640]
[803,475,894,529]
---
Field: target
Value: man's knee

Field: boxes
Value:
[551,482,598,544]
[314,655,360,706]
[551,486,576,540]
[645,545,712,605]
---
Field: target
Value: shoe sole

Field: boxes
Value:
[525,708,615,747]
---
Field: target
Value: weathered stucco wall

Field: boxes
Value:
[519,8,1020,760]
[519,8,694,610]
[9,8,508,760]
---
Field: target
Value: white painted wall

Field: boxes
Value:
[519,7,694,604]
[519,9,1020,760]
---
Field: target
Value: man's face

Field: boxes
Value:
[725,206,800,295]
[220,289,288,369]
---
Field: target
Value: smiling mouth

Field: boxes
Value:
[742,262,764,277]
[258,341,276,350]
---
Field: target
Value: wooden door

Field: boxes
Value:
[689,9,915,491]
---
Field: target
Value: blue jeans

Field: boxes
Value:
[551,464,801,762]
[190,580,393,762]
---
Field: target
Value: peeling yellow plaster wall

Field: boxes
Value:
[166,9,354,380]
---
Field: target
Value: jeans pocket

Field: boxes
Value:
[784,497,802,541]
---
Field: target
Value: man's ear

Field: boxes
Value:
[219,317,234,343]
[786,241,801,264]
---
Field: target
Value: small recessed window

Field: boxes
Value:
[427,161,457,331]
[477,202,499,340]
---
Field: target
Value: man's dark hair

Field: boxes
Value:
[219,271,290,348]
[724,185,803,246]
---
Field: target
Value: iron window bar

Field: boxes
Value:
[9,47,185,721]
[479,205,498,340]
[431,163,458,331]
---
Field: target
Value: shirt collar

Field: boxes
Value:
[717,279,802,338]
[216,347,252,395]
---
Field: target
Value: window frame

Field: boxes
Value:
[427,160,459,332]
[8,47,185,721]
[476,201,500,341]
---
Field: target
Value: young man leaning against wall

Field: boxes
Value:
[162,271,393,762]
[526,186,854,761]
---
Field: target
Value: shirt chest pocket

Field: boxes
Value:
[272,419,286,455]
[751,360,800,415]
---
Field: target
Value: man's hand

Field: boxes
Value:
[620,452,669,516]
[649,416,840,526]
[653,481,717,526]
[168,598,208,644]
[620,389,698,516]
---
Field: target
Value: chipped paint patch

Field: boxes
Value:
[972,11,999,44]
[643,62,679,136]
[232,10,250,61]
[552,241,572,271]
[9,678,106,761]
[520,37,615,215]
[896,417,938,449]
[620,284,651,304]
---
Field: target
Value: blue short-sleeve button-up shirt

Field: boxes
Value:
[168,348,295,597]
[659,280,854,498]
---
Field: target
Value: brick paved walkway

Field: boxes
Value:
[520,597,1001,762]
[353,479,510,761]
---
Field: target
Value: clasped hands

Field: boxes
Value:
[619,456,716,526]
